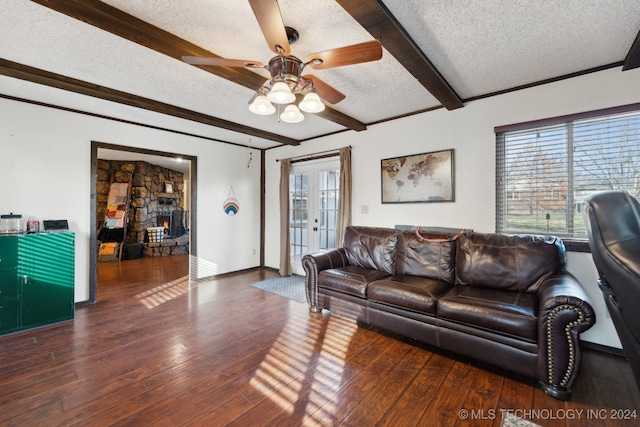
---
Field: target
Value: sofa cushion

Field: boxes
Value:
[395,230,457,284]
[318,266,391,298]
[368,275,453,315]
[437,286,538,342]
[343,226,399,275]
[456,232,566,292]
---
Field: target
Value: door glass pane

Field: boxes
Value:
[328,211,336,230]
[319,229,328,249]
[289,173,308,264]
[317,169,339,251]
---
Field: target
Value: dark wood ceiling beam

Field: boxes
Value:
[31,0,366,132]
[314,108,366,131]
[336,0,464,110]
[0,58,299,146]
[622,28,640,71]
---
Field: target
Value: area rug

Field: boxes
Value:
[251,275,306,303]
[501,411,542,427]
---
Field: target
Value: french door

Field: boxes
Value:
[289,159,340,275]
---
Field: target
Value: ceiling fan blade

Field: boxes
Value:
[182,56,264,69]
[304,75,346,104]
[306,40,382,70]
[249,0,291,56]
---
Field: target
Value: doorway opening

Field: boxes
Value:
[289,158,340,275]
[90,141,197,303]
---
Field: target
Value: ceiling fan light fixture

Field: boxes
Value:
[299,92,325,113]
[280,104,304,123]
[267,81,296,104]
[249,94,275,115]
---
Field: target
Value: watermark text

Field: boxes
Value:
[457,408,637,421]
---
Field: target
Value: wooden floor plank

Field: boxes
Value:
[376,348,454,427]
[0,255,637,426]
[455,364,505,427]
[340,345,428,426]
[418,359,478,426]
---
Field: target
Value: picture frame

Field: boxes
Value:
[165,181,173,194]
[381,149,454,203]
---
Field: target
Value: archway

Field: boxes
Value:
[89,141,197,303]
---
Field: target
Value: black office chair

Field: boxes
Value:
[583,190,640,391]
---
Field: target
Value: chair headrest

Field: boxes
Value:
[584,191,640,246]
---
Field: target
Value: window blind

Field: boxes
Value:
[496,105,640,238]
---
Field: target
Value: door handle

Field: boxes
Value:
[313,227,318,231]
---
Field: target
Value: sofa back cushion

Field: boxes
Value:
[455,232,566,292]
[343,226,399,275]
[396,230,457,284]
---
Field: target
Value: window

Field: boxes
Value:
[496,104,640,238]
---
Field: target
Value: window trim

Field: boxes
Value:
[495,102,640,134]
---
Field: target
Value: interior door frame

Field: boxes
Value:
[89,141,197,304]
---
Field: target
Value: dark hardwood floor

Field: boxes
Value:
[0,255,638,426]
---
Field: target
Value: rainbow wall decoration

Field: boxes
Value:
[223,199,239,216]
[223,186,239,216]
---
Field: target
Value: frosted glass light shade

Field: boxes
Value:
[280,104,304,123]
[249,95,275,115]
[267,81,296,104]
[299,92,325,113]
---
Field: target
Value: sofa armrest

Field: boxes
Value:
[536,273,596,399]
[302,248,349,312]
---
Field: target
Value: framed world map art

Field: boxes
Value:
[381,149,455,203]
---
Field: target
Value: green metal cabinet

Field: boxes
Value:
[0,233,74,335]
[0,236,20,333]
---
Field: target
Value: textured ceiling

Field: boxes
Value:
[386,0,640,98]
[0,0,638,150]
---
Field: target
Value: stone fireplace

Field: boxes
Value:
[96,160,189,257]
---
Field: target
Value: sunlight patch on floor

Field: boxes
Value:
[135,275,192,309]
[302,315,359,425]
[249,311,357,421]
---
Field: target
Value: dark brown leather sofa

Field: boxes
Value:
[302,226,595,400]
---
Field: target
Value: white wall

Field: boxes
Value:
[265,66,640,348]
[0,98,261,302]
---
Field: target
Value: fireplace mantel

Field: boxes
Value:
[156,192,180,199]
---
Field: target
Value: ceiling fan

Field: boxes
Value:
[182,0,383,123]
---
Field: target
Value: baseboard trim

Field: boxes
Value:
[582,340,625,356]
[193,265,264,283]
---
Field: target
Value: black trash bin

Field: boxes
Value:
[127,243,143,260]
